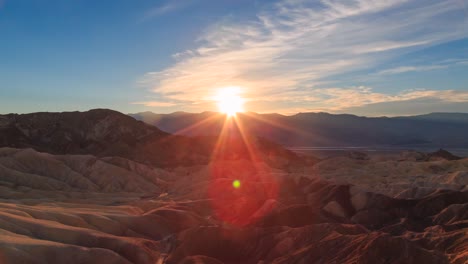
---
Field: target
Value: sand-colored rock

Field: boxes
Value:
[323,201,347,218]
[309,155,468,198]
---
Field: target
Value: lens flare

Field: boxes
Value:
[207,113,279,227]
[232,179,241,189]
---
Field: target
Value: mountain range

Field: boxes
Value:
[130,111,468,148]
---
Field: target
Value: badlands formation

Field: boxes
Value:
[0,110,467,263]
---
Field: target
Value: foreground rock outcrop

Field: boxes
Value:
[310,152,468,198]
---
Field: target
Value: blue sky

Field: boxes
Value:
[0,0,467,116]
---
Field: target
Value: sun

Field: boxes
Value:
[215,87,245,117]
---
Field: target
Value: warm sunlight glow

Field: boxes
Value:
[215,87,245,117]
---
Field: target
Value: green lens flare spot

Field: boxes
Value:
[232,179,241,189]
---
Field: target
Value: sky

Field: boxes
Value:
[0,0,467,116]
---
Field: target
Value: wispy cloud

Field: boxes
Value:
[249,88,468,115]
[314,88,468,111]
[376,58,468,75]
[142,0,468,112]
[377,65,448,75]
[140,0,193,22]
[132,101,178,107]
[339,92,468,116]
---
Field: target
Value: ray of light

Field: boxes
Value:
[240,112,338,146]
[210,114,234,160]
[240,112,311,138]
[233,116,261,163]
[208,113,279,226]
[170,113,224,136]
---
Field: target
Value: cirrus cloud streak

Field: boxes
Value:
[142,0,468,114]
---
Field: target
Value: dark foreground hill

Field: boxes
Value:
[0,109,305,168]
[130,111,468,148]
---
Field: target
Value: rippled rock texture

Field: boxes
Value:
[0,147,467,263]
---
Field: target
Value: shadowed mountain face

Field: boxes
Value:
[129,111,468,148]
[0,109,166,154]
[0,109,304,168]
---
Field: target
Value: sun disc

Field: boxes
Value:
[215,87,245,116]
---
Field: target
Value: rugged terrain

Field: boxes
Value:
[0,109,467,263]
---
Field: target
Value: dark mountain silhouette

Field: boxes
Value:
[0,109,304,168]
[399,112,468,123]
[0,109,167,154]
[129,111,468,148]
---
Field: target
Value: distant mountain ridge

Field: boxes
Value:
[396,112,468,123]
[129,111,468,148]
